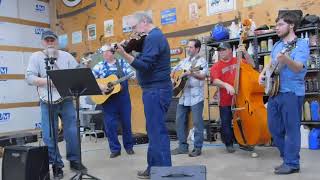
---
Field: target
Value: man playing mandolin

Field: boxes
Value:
[258,12,309,174]
[170,39,208,157]
[92,44,135,158]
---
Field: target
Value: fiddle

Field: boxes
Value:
[115,32,147,53]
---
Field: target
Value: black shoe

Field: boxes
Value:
[274,164,300,175]
[188,148,201,157]
[239,145,254,151]
[110,151,121,158]
[70,161,87,171]
[171,148,188,155]
[126,149,135,155]
[52,165,63,179]
[137,169,150,179]
[226,146,235,153]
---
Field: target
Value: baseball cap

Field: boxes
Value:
[41,30,58,40]
[217,42,231,51]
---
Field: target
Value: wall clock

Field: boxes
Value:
[62,0,82,7]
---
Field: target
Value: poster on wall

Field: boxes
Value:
[189,3,199,20]
[161,8,177,25]
[0,0,18,18]
[122,15,133,33]
[87,24,96,41]
[104,19,114,37]
[58,34,68,49]
[19,0,49,23]
[243,0,263,7]
[207,0,236,16]
[72,31,82,44]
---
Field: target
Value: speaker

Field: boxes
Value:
[2,145,49,180]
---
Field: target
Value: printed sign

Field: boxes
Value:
[58,34,68,49]
[104,19,114,37]
[161,8,177,25]
[0,67,8,74]
[87,24,96,40]
[189,3,199,20]
[0,112,10,123]
[170,47,183,55]
[72,31,82,44]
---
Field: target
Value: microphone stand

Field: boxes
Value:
[44,56,59,170]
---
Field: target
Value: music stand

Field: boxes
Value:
[47,68,101,180]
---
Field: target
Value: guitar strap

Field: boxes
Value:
[115,59,124,78]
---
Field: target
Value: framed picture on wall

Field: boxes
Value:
[104,19,114,37]
[87,24,96,41]
[207,0,236,16]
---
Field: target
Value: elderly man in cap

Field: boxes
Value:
[210,42,254,153]
[92,44,135,159]
[26,30,86,178]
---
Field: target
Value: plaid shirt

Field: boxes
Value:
[172,55,208,106]
[92,59,135,79]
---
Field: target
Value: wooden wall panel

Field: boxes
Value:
[55,0,320,133]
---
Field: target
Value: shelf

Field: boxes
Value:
[301,121,320,126]
[258,51,271,56]
[296,26,320,32]
[310,46,320,50]
[305,92,320,96]
[206,36,255,47]
[307,68,320,73]
[205,26,319,47]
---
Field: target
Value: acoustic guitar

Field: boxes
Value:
[264,39,296,96]
[90,73,134,104]
[172,66,203,97]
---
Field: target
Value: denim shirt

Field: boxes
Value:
[172,56,208,106]
[271,38,309,96]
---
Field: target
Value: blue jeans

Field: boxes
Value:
[142,87,172,172]
[219,106,234,147]
[267,92,304,169]
[102,90,133,153]
[40,99,80,167]
[176,101,204,150]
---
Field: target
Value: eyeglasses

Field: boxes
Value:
[45,38,56,43]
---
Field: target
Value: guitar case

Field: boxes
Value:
[150,165,206,180]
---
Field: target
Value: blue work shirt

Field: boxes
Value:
[130,27,172,89]
[271,38,310,96]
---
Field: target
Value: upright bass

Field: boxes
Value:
[232,19,271,147]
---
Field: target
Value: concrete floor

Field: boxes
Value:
[1,137,319,180]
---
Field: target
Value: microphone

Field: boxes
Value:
[45,46,57,65]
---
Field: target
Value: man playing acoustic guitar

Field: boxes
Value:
[170,39,208,157]
[92,44,135,158]
[258,12,309,174]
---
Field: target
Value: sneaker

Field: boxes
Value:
[52,165,63,179]
[137,169,150,179]
[274,164,300,175]
[188,148,201,157]
[171,148,188,155]
[226,146,235,153]
[110,151,121,158]
[70,161,87,171]
[126,149,135,155]
[274,163,284,171]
